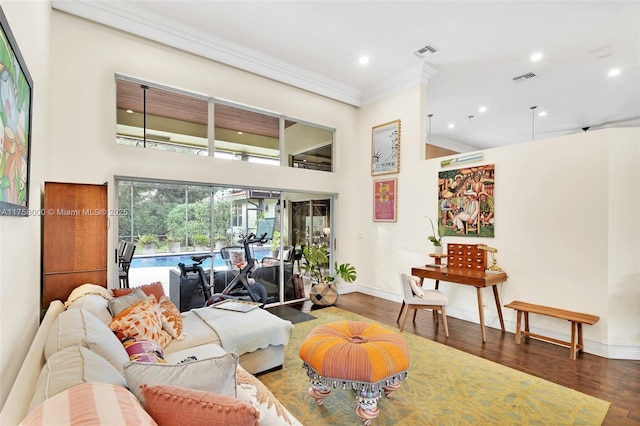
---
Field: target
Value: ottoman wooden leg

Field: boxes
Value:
[354,389,381,425]
[308,380,331,405]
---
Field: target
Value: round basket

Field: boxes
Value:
[309,282,338,306]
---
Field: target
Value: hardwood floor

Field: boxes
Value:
[293,293,640,425]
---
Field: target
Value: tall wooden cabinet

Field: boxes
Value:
[42,182,108,309]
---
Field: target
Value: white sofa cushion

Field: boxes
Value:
[28,346,127,413]
[163,310,220,354]
[123,352,239,406]
[21,382,155,426]
[66,294,113,324]
[44,308,129,373]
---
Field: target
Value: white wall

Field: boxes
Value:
[1,4,638,412]
[0,0,51,409]
[356,83,639,359]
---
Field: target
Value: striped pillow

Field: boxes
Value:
[20,382,156,425]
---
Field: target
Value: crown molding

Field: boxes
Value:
[51,0,363,106]
[361,62,439,106]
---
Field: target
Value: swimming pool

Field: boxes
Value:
[130,247,273,269]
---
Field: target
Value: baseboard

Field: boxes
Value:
[343,285,640,360]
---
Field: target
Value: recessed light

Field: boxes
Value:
[126,109,133,114]
[237,131,243,135]
[538,111,547,117]
[447,123,455,129]
[478,106,487,113]
[530,52,543,62]
[359,56,370,65]
[608,68,621,77]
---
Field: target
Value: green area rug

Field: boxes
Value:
[259,307,610,425]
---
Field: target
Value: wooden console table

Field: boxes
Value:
[411,266,508,343]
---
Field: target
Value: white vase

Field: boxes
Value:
[434,245,443,256]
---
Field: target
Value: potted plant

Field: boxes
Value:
[427,217,444,255]
[166,234,181,253]
[138,234,159,255]
[193,234,210,252]
[301,245,357,306]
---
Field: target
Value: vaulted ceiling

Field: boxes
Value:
[54,1,640,151]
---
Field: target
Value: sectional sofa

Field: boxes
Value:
[1,283,301,425]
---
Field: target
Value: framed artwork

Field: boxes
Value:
[0,6,33,216]
[373,178,397,222]
[371,119,400,176]
[437,164,495,237]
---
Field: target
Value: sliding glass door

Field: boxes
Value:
[116,178,334,306]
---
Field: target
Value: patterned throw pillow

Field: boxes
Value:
[142,385,259,426]
[22,383,155,426]
[236,368,300,425]
[109,295,172,348]
[123,339,166,363]
[158,296,183,339]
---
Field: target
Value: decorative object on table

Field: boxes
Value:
[426,216,444,255]
[371,119,401,176]
[426,253,447,268]
[301,245,356,306]
[437,164,495,238]
[0,6,33,216]
[299,321,409,424]
[477,244,504,274]
[446,243,488,271]
[373,178,397,222]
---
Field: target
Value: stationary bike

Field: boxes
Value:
[206,232,269,308]
[177,254,214,310]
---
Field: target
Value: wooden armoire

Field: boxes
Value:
[42,182,108,309]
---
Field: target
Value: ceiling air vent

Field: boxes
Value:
[513,72,537,82]
[413,44,438,58]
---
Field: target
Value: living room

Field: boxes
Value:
[1,1,638,424]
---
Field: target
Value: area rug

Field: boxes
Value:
[258,307,610,425]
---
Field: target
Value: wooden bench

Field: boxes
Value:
[504,301,599,360]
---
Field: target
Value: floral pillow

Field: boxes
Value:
[109,295,172,348]
[159,296,183,339]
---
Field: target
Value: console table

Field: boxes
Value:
[411,266,508,343]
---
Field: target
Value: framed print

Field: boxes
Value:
[0,6,33,217]
[373,178,397,222]
[371,119,400,176]
[437,164,495,237]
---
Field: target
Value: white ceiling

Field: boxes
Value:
[52,1,640,151]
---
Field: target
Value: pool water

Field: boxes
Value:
[130,247,273,269]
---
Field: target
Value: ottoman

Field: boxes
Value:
[299,321,409,425]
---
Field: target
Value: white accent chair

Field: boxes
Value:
[397,273,449,336]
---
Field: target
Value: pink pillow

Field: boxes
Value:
[123,339,166,363]
[110,296,172,348]
[113,282,165,301]
[141,385,259,426]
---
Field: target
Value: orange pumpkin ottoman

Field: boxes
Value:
[299,321,409,425]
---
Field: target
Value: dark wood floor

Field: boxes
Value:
[292,293,640,425]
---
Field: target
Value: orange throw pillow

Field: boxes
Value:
[110,295,172,348]
[141,385,259,426]
[159,296,183,339]
[113,282,165,301]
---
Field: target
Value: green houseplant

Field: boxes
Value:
[301,245,357,306]
[427,217,444,255]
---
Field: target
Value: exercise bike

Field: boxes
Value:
[177,254,214,311]
[206,232,269,307]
